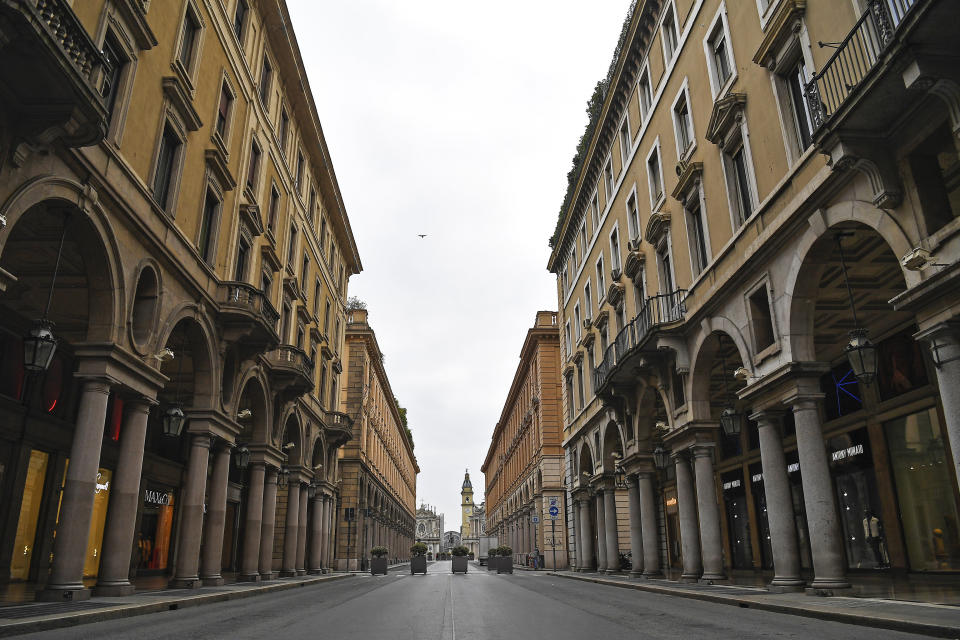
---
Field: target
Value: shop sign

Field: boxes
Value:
[145,489,172,506]
[722,479,741,491]
[95,472,110,494]
[751,473,763,483]
[787,462,800,474]
[831,444,864,463]
[665,497,678,507]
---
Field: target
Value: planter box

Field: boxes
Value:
[410,555,427,574]
[452,556,468,574]
[486,557,497,571]
[371,557,388,575]
[497,557,513,574]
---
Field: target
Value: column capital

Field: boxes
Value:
[190,433,213,449]
[749,409,786,429]
[76,376,114,396]
[249,460,266,472]
[125,396,158,412]
[787,394,823,413]
[691,444,715,459]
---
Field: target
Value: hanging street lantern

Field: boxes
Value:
[23,319,58,373]
[162,403,186,437]
[277,467,290,489]
[235,445,251,470]
[845,328,878,387]
[614,464,628,489]
[653,445,669,470]
[720,406,743,437]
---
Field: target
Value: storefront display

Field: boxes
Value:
[138,487,175,573]
[721,469,752,569]
[786,450,813,570]
[884,408,960,571]
[10,449,48,580]
[749,462,774,570]
[829,428,888,569]
[664,488,681,568]
[51,462,112,579]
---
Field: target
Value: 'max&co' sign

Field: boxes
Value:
[144,489,172,506]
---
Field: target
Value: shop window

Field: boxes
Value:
[820,363,863,421]
[749,461,775,570]
[877,329,929,401]
[908,123,960,236]
[828,428,888,569]
[721,470,752,569]
[10,450,49,580]
[748,285,775,353]
[746,416,760,451]
[884,408,960,570]
[139,488,175,572]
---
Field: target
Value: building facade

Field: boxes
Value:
[415,503,443,559]
[464,502,485,558]
[335,307,418,569]
[483,311,568,569]
[0,0,362,600]
[460,469,475,538]
[548,0,960,589]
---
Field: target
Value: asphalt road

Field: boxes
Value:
[20,561,933,639]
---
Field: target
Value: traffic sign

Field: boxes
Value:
[531,515,540,524]
[548,505,560,519]
[548,497,559,508]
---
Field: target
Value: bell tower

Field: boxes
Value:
[460,469,474,538]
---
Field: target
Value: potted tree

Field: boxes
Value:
[486,546,498,571]
[496,546,513,574]
[410,542,428,575]
[370,546,389,575]
[451,545,469,574]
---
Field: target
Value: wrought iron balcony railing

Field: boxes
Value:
[593,289,687,392]
[805,0,919,131]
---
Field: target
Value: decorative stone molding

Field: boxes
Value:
[623,249,646,281]
[902,60,960,139]
[239,203,264,237]
[115,0,158,50]
[671,161,703,202]
[162,76,202,131]
[753,0,807,69]
[606,281,625,307]
[594,309,610,331]
[205,148,236,191]
[825,136,902,209]
[705,93,747,146]
[644,212,671,246]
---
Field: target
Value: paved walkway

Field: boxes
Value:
[549,570,960,638]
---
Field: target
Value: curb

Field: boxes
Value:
[549,572,960,639]
[0,574,353,638]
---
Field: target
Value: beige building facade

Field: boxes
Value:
[0,0,360,600]
[335,307,418,569]
[483,311,568,569]
[548,0,959,589]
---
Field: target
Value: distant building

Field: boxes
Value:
[442,531,462,556]
[415,504,443,559]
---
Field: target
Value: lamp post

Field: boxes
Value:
[162,329,190,438]
[653,445,669,471]
[836,232,878,386]
[23,216,69,373]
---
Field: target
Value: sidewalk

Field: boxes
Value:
[550,571,960,638]
[0,573,353,637]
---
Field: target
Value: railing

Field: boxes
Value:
[222,282,280,329]
[805,0,918,131]
[593,290,687,391]
[268,345,314,377]
[23,0,106,88]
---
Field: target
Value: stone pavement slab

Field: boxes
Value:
[550,571,960,638]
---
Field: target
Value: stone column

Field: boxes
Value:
[239,462,265,581]
[296,484,308,574]
[573,498,583,570]
[259,468,279,579]
[595,492,607,572]
[627,475,644,577]
[321,497,333,569]
[792,396,850,590]
[753,410,804,590]
[169,434,211,588]
[578,499,595,571]
[917,324,960,485]
[281,481,300,576]
[603,488,621,573]
[675,452,702,581]
[96,399,152,596]
[200,441,232,586]
[39,379,112,601]
[638,472,661,577]
[309,495,324,574]
[692,445,725,582]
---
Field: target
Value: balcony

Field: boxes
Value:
[593,290,687,394]
[0,0,108,154]
[805,0,950,146]
[265,345,314,398]
[324,410,354,447]
[217,282,279,355]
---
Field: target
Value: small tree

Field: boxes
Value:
[451,545,470,557]
[487,547,499,557]
[370,546,388,558]
[410,542,428,557]
[496,545,513,558]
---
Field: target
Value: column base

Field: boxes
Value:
[806,584,856,597]
[678,574,700,583]
[168,577,201,589]
[94,582,136,597]
[604,569,621,575]
[767,581,806,593]
[201,576,224,587]
[577,566,596,573]
[642,571,664,579]
[629,571,644,578]
[308,569,324,575]
[260,571,276,580]
[699,573,727,584]
[37,586,91,602]
[279,569,297,577]
[296,570,306,576]
[238,573,261,583]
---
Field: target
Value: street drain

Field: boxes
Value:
[738,603,749,608]
[169,604,179,610]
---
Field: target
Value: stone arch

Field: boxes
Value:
[601,420,625,473]
[785,203,919,362]
[688,323,752,422]
[577,441,595,480]
[309,434,324,475]
[0,177,123,343]
[235,371,270,445]
[155,306,219,410]
[633,379,670,447]
[279,410,303,466]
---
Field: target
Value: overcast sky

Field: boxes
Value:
[289,0,631,532]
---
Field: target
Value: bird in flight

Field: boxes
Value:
[417,234,427,239]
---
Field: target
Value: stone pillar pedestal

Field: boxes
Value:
[603,489,621,573]
[577,498,595,571]
[239,463,265,582]
[169,434,211,589]
[627,475,644,577]
[95,399,152,596]
[259,468,279,579]
[595,492,607,572]
[692,446,725,582]
[200,442,232,586]
[792,396,850,592]
[675,453,702,582]
[39,380,112,602]
[638,472,662,577]
[753,411,804,591]
[296,484,308,574]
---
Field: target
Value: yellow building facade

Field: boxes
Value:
[0,0,360,599]
[548,0,960,588]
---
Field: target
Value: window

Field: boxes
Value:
[591,192,600,232]
[287,224,298,266]
[324,300,332,334]
[673,90,694,156]
[584,282,592,321]
[908,122,960,235]
[748,285,776,352]
[626,192,640,241]
[603,158,614,201]
[684,192,710,276]
[564,321,573,358]
[309,189,318,226]
[638,68,652,120]
[233,0,248,42]
[301,253,310,286]
[259,56,272,106]
[246,141,261,193]
[596,255,606,301]
[656,237,675,293]
[216,81,234,140]
[574,303,582,340]
[319,364,328,406]
[576,364,585,410]
[198,188,220,264]
[320,217,328,253]
[662,5,679,62]
[647,146,663,205]
[296,152,305,191]
[261,271,273,298]
[153,124,181,212]
[565,373,575,419]
[579,222,587,263]
[281,299,291,343]
[235,236,250,281]
[726,142,754,226]
[296,324,304,349]
[610,228,622,273]
[279,109,289,154]
[177,8,200,73]
[784,58,812,151]
[314,280,321,316]
[634,267,647,313]
[268,184,280,230]
[101,32,127,118]
[619,118,631,168]
[707,19,733,91]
